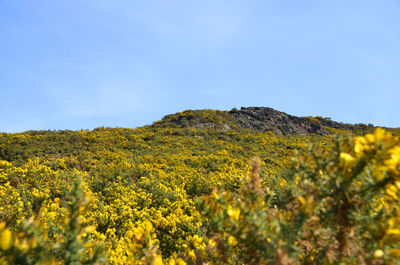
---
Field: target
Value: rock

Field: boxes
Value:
[229,107,328,135]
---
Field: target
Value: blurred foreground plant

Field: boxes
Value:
[0,176,104,265]
[187,128,400,265]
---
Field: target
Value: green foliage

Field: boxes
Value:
[152,109,239,130]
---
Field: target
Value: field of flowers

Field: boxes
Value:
[0,122,399,264]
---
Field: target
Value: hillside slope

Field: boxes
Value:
[1,107,400,264]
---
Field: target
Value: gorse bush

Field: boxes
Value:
[282,128,400,264]
[0,127,399,264]
[0,175,104,265]
[181,128,400,265]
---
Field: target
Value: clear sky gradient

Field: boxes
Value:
[1,0,399,132]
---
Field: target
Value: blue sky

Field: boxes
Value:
[1,0,399,132]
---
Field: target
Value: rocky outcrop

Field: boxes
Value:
[229,107,329,135]
[152,107,376,136]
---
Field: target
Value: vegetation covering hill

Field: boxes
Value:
[0,108,400,264]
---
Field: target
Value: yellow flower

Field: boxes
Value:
[386,228,400,236]
[386,184,399,200]
[188,249,196,259]
[374,127,387,141]
[152,254,164,265]
[227,236,238,246]
[208,238,217,248]
[354,136,367,154]
[84,225,96,233]
[175,258,186,265]
[395,181,400,190]
[298,196,306,206]
[227,205,240,221]
[365,133,375,143]
[0,228,11,251]
[374,249,384,258]
[340,152,354,162]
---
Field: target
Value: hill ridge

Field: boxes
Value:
[151,106,377,136]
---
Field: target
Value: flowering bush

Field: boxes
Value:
[0,127,399,264]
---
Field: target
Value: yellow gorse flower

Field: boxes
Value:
[227,205,240,221]
[374,249,384,258]
[0,223,11,251]
[340,152,354,162]
[227,236,238,246]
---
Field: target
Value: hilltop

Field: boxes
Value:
[151,106,379,135]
